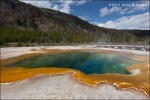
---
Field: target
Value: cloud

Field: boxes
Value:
[52,1,74,14]
[127,1,149,14]
[109,6,121,13]
[99,0,149,17]
[52,0,87,13]
[78,16,90,21]
[100,7,125,17]
[20,1,52,9]
[76,0,87,5]
[100,7,109,17]
[21,0,87,14]
[97,12,149,30]
[52,4,59,10]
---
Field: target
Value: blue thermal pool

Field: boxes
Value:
[6,52,136,74]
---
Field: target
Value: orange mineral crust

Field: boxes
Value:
[0,49,149,96]
[1,64,149,96]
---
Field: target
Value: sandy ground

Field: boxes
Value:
[1,74,149,99]
[1,46,149,99]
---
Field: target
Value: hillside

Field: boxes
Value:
[0,0,149,47]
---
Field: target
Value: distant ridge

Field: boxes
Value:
[0,0,149,46]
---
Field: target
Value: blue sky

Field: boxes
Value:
[21,0,149,30]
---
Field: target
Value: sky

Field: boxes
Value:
[21,0,149,30]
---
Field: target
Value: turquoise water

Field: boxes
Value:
[7,52,136,74]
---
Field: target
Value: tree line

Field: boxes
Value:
[1,27,149,47]
[0,28,96,46]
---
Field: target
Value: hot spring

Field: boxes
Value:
[6,52,136,74]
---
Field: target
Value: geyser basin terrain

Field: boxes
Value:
[7,52,135,74]
[1,49,149,97]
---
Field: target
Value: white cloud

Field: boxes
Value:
[97,12,149,30]
[109,7,121,13]
[21,1,52,9]
[52,0,86,13]
[127,1,149,14]
[119,8,128,15]
[21,0,87,14]
[100,7,109,17]
[56,1,74,14]
[51,1,71,13]
[99,0,149,17]
[76,0,87,5]
[100,7,124,17]
[78,16,90,21]
[52,5,59,10]
[53,0,87,13]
